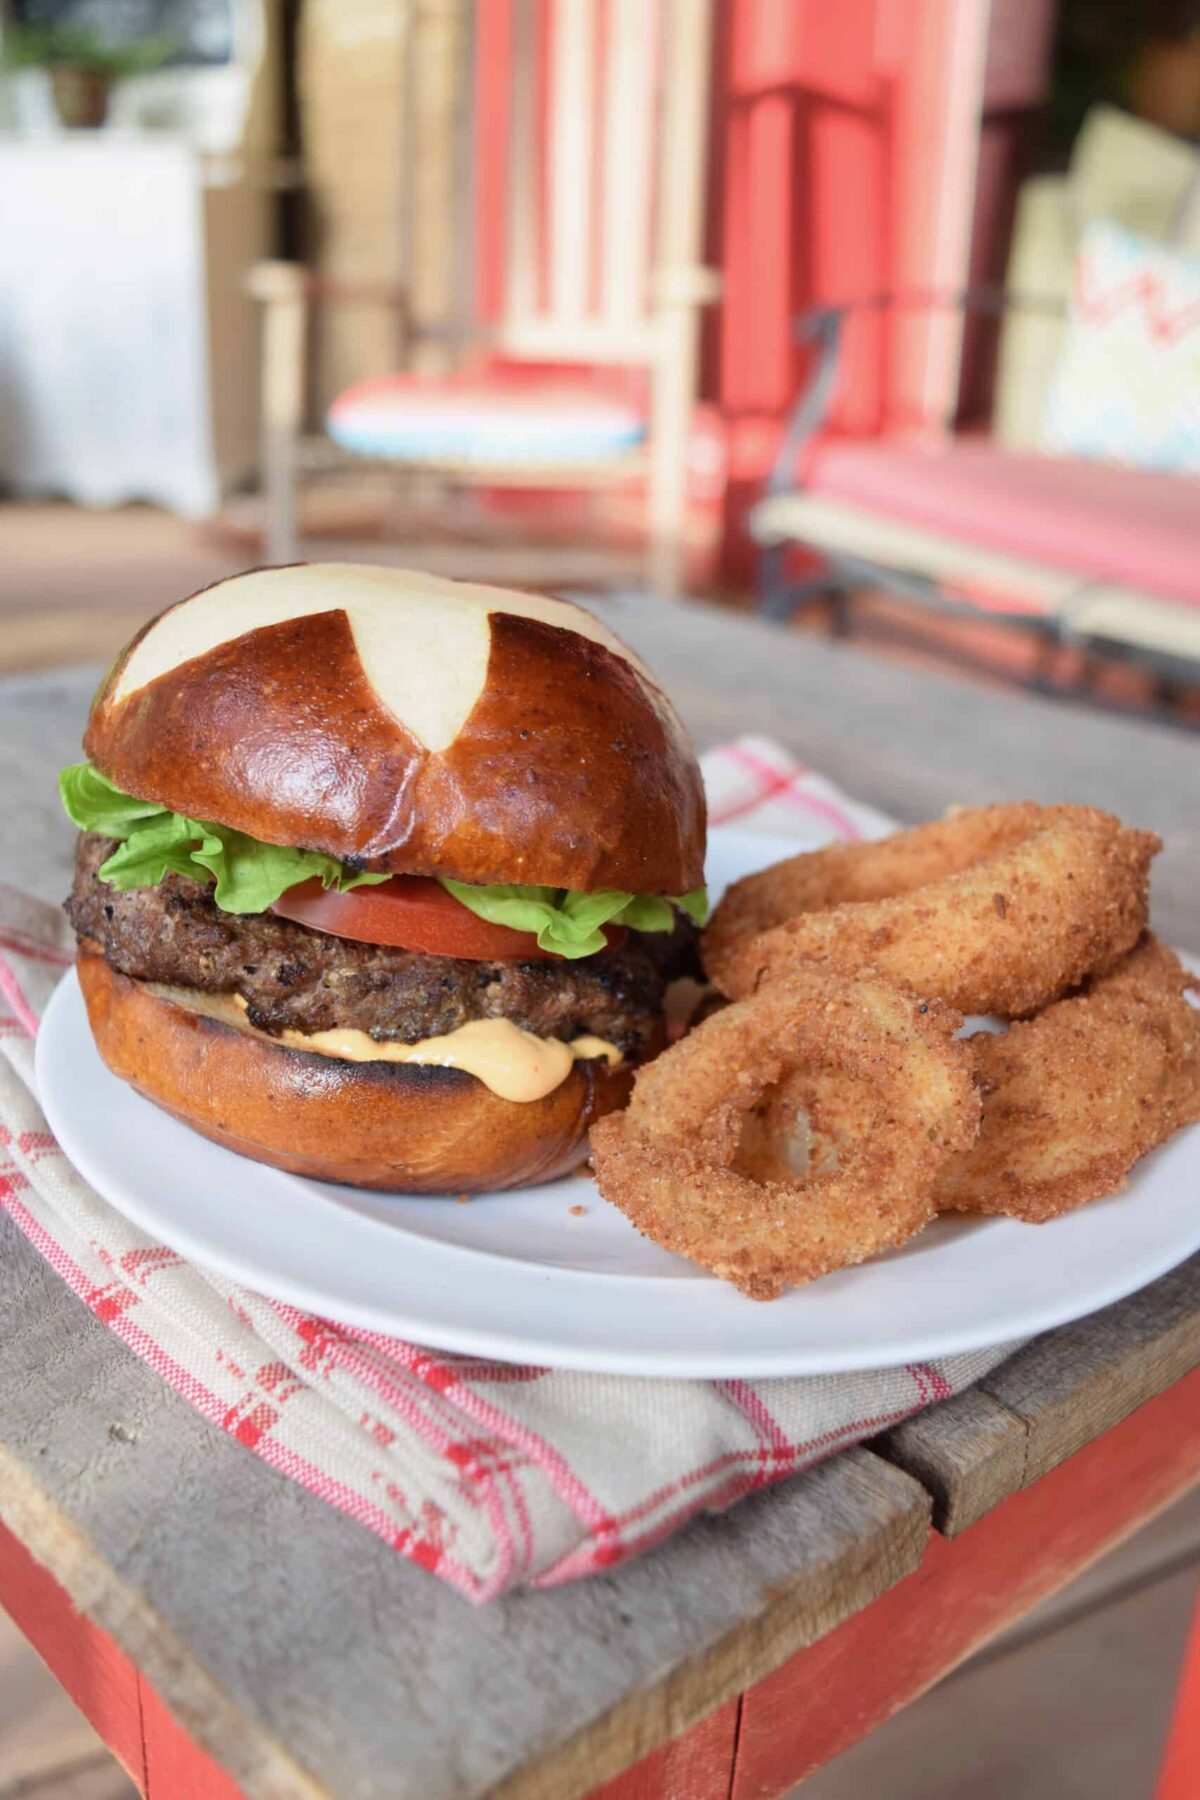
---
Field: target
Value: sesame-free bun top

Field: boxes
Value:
[84,564,706,893]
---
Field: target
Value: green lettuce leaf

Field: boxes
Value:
[674,888,709,927]
[440,879,708,959]
[59,762,388,914]
[59,761,165,834]
[60,761,709,948]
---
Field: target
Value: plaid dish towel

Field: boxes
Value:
[0,738,1016,1603]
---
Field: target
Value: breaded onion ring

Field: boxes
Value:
[935,935,1200,1222]
[703,803,1159,1017]
[589,965,980,1300]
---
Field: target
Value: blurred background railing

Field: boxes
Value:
[0,0,1198,724]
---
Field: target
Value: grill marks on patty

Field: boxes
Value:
[67,833,698,1056]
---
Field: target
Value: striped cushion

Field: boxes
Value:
[1041,220,1200,474]
[327,371,646,465]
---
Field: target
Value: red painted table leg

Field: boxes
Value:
[589,1701,740,1800]
[0,1520,146,1787]
[139,1681,245,1800]
[729,1368,1200,1799]
[1156,1581,1200,1800]
[0,1515,245,1798]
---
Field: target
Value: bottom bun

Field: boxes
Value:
[77,952,639,1193]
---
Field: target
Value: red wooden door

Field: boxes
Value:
[708,0,1002,576]
[472,0,1050,581]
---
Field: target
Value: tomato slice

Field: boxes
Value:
[270,875,626,960]
[270,876,545,958]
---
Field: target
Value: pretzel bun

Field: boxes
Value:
[78,953,640,1193]
[84,563,705,893]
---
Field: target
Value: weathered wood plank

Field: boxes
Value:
[730,1370,1200,1800]
[877,1256,1200,1534]
[0,1215,930,1800]
[492,1457,928,1800]
[874,1387,1028,1535]
[979,1254,1200,1488]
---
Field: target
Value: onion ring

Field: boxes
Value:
[589,965,979,1299]
[703,803,1159,1017]
[934,935,1200,1222]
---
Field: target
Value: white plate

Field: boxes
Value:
[36,827,1200,1378]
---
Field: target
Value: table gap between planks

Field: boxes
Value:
[1,603,1198,1799]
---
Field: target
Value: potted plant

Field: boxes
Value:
[2,22,175,129]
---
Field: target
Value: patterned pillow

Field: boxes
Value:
[1040,220,1200,475]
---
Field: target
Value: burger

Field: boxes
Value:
[60,564,707,1192]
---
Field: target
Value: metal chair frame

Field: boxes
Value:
[757,289,1200,713]
[749,287,1200,714]
[757,290,1078,665]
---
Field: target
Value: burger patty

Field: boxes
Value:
[67,833,700,1056]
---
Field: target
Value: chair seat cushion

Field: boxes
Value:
[751,492,1082,620]
[751,491,1200,661]
[804,435,1200,609]
[327,367,646,465]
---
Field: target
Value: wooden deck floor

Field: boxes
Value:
[3,498,1197,731]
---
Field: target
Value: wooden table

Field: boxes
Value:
[1,599,1198,1800]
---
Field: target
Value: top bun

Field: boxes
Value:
[84,564,706,894]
